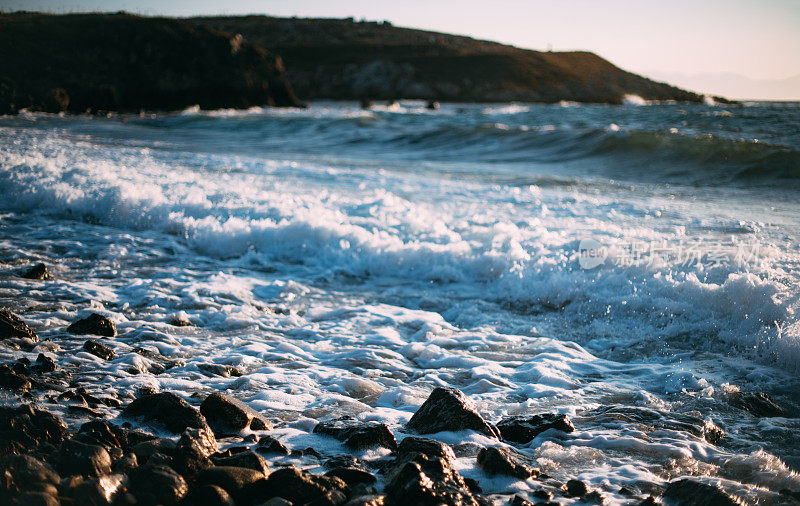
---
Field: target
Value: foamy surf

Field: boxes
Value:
[0,101,798,504]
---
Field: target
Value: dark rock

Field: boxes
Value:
[476,446,538,479]
[76,420,154,454]
[727,391,788,418]
[324,454,364,469]
[113,452,138,473]
[532,489,553,500]
[314,416,398,450]
[9,491,59,506]
[253,465,348,506]
[133,438,178,461]
[583,490,606,504]
[197,466,267,497]
[127,464,189,506]
[406,387,499,439]
[0,363,31,391]
[22,263,52,280]
[397,436,456,463]
[496,413,575,444]
[0,405,67,453]
[67,313,116,337]
[325,466,377,486]
[0,455,60,501]
[214,450,270,475]
[82,340,115,360]
[172,438,214,478]
[122,392,209,433]
[510,496,534,506]
[178,426,217,457]
[383,451,488,506]
[564,479,588,497]
[56,439,112,477]
[34,353,56,373]
[69,475,125,505]
[200,392,272,436]
[639,496,659,506]
[189,484,235,506]
[257,435,290,455]
[198,363,242,378]
[261,498,294,506]
[344,496,386,506]
[0,309,37,341]
[662,479,741,506]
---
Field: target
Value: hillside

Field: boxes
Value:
[0,12,303,115]
[191,16,712,104]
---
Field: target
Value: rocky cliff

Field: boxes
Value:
[0,12,303,114]
[191,16,713,104]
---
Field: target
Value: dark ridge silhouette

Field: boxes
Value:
[0,12,303,114]
[190,15,726,104]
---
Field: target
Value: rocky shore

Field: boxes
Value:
[0,263,784,505]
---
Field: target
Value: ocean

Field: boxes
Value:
[1,100,799,503]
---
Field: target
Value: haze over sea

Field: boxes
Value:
[1,99,799,502]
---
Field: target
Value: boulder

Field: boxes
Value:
[0,455,60,500]
[197,466,267,497]
[56,439,112,477]
[0,405,67,453]
[252,465,348,506]
[67,313,116,337]
[406,387,499,439]
[121,392,209,433]
[397,436,456,463]
[564,479,589,497]
[189,484,235,506]
[198,363,242,378]
[82,340,115,360]
[257,435,290,455]
[496,413,574,444]
[476,446,538,479]
[127,464,189,506]
[200,393,272,435]
[314,416,398,450]
[213,450,270,475]
[383,451,489,506]
[178,426,217,457]
[662,479,741,506]
[21,263,52,280]
[0,309,37,341]
[325,466,377,486]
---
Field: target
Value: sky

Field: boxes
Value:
[4,0,800,99]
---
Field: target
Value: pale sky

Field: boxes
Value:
[5,0,800,96]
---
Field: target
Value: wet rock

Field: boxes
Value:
[113,452,138,473]
[67,313,116,337]
[197,466,268,500]
[662,479,740,506]
[0,363,31,391]
[324,454,364,469]
[69,474,126,505]
[127,464,189,506]
[9,491,60,506]
[476,446,538,479]
[33,353,56,373]
[257,435,291,455]
[510,496,534,506]
[0,309,38,341]
[583,490,606,504]
[56,439,112,477]
[262,498,294,506]
[22,263,52,280]
[82,340,115,360]
[496,413,575,444]
[325,466,377,486]
[189,484,235,506]
[344,495,386,506]
[0,405,67,453]
[200,392,273,436]
[133,438,178,461]
[702,420,725,445]
[397,436,456,463]
[314,416,398,450]
[253,465,348,506]
[383,451,488,506]
[198,363,242,378]
[406,387,500,439]
[76,420,155,455]
[0,454,60,501]
[564,479,589,497]
[727,391,788,418]
[213,449,270,475]
[122,392,209,433]
[178,426,217,457]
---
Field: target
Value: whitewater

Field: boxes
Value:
[1,100,799,504]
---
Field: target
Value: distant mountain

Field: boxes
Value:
[0,12,303,114]
[643,71,800,101]
[190,16,720,105]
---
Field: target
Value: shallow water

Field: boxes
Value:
[1,101,799,503]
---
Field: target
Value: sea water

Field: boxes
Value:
[0,100,798,503]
